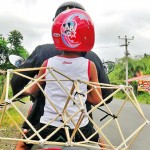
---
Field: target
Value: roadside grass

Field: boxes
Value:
[0,107,23,127]
[137,92,150,104]
[0,107,23,150]
[114,91,150,104]
[0,97,29,127]
[0,96,30,149]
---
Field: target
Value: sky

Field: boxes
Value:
[0,0,150,61]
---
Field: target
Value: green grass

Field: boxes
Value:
[114,91,150,104]
[0,107,23,127]
[137,92,150,104]
[0,97,29,127]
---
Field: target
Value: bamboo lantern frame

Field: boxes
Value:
[0,67,149,150]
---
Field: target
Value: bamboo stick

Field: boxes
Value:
[127,123,145,149]
[61,111,71,143]
[28,114,61,140]
[44,110,81,141]
[0,70,10,126]
[114,119,127,148]
[123,88,147,121]
[70,112,84,141]
[11,102,43,140]
[0,67,148,150]
[50,70,81,109]
[88,116,114,149]
[0,78,6,104]
[116,122,146,150]
[5,110,27,138]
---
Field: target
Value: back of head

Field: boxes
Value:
[53,1,85,20]
[52,8,95,52]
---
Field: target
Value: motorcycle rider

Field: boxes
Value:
[11,1,113,131]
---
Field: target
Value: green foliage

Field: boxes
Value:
[130,81,138,96]
[8,30,23,48]
[0,36,10,69]
[114,91,150,104]
[0,74,6,94]
[0,30,29,70]
[133,55,150,74]
[12,46,29,59]
[0,107,23,127]
[137,92,150,104]
[109,55,150,85]
[109,55,150,104]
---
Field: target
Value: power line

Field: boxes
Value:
[94,45,120,49]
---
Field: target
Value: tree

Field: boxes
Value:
[7,30,29,59]
[109,55,150,85]
[0,30,29,70]
[0,36,10,69]
[8,30,23,49]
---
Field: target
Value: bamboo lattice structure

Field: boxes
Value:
[0,68,149,150]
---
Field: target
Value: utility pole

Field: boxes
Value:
[118,36,134,86]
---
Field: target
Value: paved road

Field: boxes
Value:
[92,99,150,150]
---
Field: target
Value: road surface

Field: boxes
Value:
[92,99,150,150]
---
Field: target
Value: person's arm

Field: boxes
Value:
[10,44,59,96]
[85,51,113,103]
[10,47,42,96]
[87,61,102,105]
[24,61,47,96]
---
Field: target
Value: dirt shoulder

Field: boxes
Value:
[0,128,21,150]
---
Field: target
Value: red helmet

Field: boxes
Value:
[52,8,95,52]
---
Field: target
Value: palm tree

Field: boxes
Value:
[8,30,23,49]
